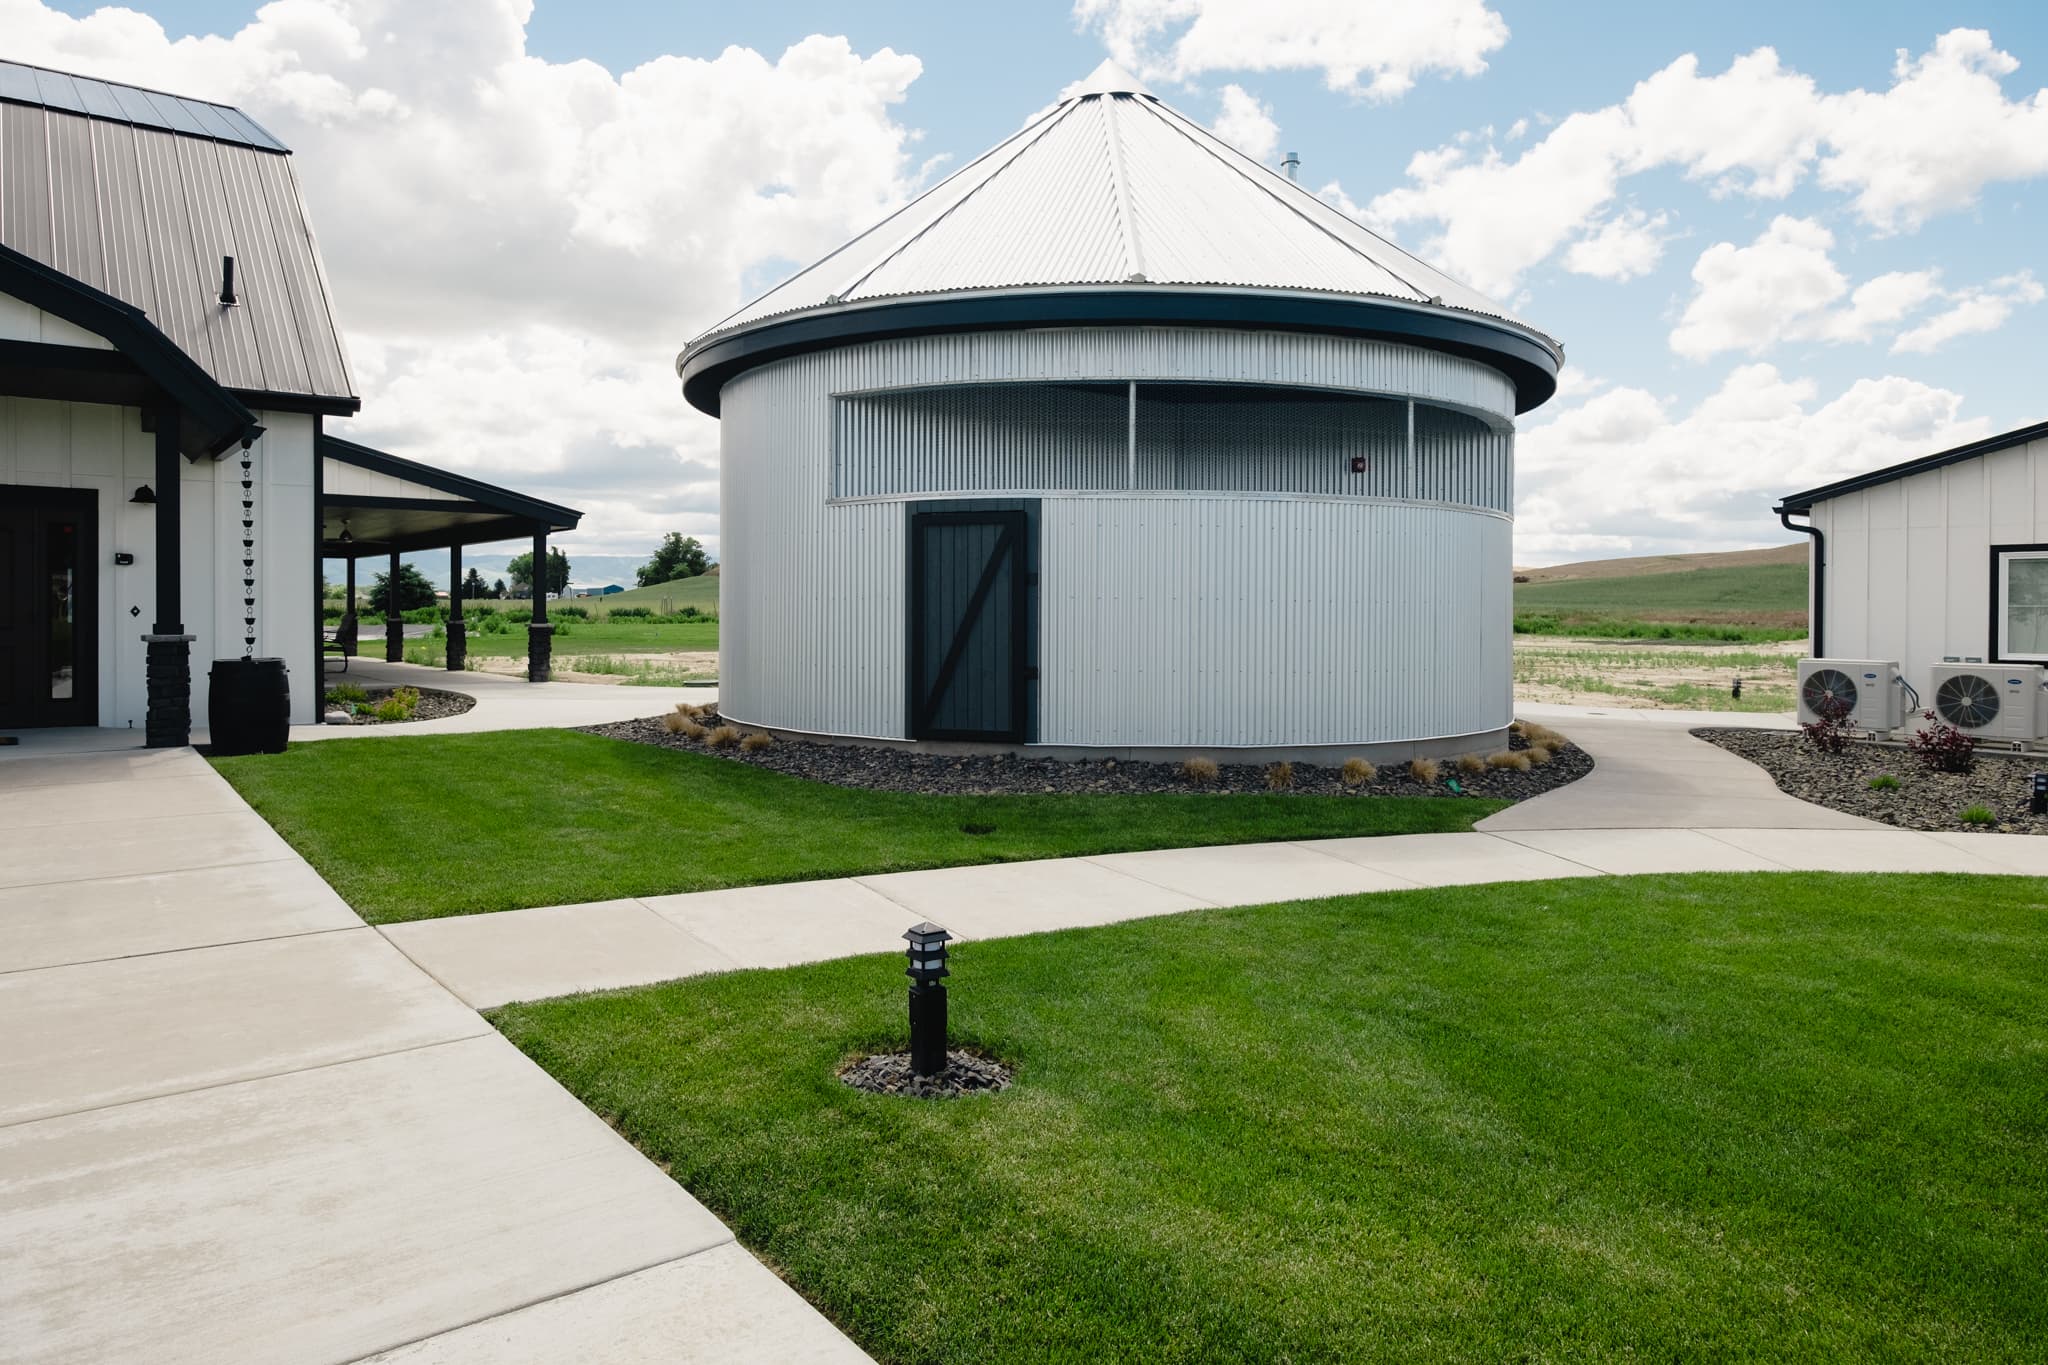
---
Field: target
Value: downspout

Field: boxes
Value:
[1778,507,1823,657]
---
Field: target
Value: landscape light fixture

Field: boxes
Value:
[338,519,353,546]
[130,484,155,504]
[2032,772,2047,816]
[903,921,953,1076]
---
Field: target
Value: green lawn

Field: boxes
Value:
[1515,562,1808,640]
[495,872,2048,1363]
[211,731,1505,922]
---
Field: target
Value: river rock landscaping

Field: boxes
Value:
[1698,727,2048,834]
[584,711,1591,802]
[839,1050,1014,1099]
[321,684,476,726]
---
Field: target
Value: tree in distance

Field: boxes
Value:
[638,533,710,586]
[461,567,489,599]
[371,562,438,613]
[492,577,508,598]
[506,547,571,596]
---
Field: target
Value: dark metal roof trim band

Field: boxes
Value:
[319,434,583,530]
[679,290,1561,417]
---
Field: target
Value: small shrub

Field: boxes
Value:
[325,682,368,706]
[1800,696,1854,755]
[1180,756,1220,786]
[1909,712,1977,774]
[479,613,509,635]
[674,701,706,717]
[1959,804,1997,827]
[740,731,774,752]
[660,710,689,734]
[610,606,652,619]
[707,724,741,748]
[552,619,573,638]
[1526,746,1553,766]
[679,720,708,740]
[1868,773,1902,791]
[1409,757,1440,784]
[1455,753,1486,775]
[1265,761,1294,790]
[1340,757,1375,786]
[503,607,533,624]
[1486,750,1534,772]
[553,605,589,619]
[371,697,410,722]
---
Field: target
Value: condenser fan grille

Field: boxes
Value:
[1802,668,1859,718]
[1935,673,2001,729]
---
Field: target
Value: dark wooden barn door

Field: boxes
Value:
[909,509,1029,742]
[0,485,98,729]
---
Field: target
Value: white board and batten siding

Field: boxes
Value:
[0,394,317,729]
[719,325,1516,752]
[1813,432,2048,699]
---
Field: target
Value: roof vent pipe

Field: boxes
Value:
[218,255,237,307]
[1281,151,1300,182]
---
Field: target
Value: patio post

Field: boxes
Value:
[143,406,193,747]
[343,556,355,614]
[446,541,466,672]
[527,528,552,682]
[385,549,403,662]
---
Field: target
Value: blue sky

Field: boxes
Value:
[22,1,2048,575]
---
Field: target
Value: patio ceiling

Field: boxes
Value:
[321,435,580,557]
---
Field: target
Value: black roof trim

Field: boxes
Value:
[1775,418,2048,513]
[320,435,582,531]
[0,241,261,458]
[232,388,363,418]
[678,288,1561,417]
[0,58,290,153]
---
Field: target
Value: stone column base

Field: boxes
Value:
[142,632,195,748]
[526,621,553,682]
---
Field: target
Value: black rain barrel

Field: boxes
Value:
[208,657,291,755]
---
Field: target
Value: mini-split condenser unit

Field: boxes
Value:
[1923,663,2048,742]
[1797,659,1905,731]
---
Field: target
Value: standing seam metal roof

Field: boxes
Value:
[0,59,356,408]
[695,61,1549,350]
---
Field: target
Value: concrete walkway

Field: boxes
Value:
[377,707,2048,1009]
[0,737,861,1364]
[301,658,717,742]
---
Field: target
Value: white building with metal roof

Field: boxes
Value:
[680,63,1564,758]
[1,59,577,743]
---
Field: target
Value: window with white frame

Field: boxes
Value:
[1996,546,2048,661]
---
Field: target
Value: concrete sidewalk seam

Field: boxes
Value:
[0,1027,493,1134]
[339,1240,743,1365]
[0,922,362,978]
[0,852,302,894]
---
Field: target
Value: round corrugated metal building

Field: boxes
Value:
[678,62,1563,760]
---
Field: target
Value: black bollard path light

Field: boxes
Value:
[904,922,953,1077]
[2032,772,2047,816]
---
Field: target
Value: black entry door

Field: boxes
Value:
[910,509,1030,742]
[0,485,98,729]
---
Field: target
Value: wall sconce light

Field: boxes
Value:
[130,485,156,504]
[338,520,354,546]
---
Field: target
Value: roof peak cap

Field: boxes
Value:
[1061,58,1152,100]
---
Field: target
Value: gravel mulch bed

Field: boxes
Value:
[1697,727,2048,835]
[582,711,1592,803]
[325,686,476,726]
[839,1050,1014,1098]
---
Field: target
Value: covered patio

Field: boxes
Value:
[320,435,580,692]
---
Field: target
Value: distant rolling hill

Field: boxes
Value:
[581,573,720,613]
[1514,544,1808,638]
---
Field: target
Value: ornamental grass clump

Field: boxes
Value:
[707,724,742,749]
[1409,757,1440,785]
[1526,745,1553,767]
[1456,753,1486,775]
[678,720,708,740]
[740,731,774,752]
[1265,761,1294,790]
[1340,757,1375,787]
[660,710,690,734]
[1487,750,1533,772]
[1868,773,1902,791]
[1959,804,1997,827]
[1180,756,1220,786]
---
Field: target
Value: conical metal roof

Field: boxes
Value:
[680,65,1561,414]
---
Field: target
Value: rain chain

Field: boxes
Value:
[240,450,256,657]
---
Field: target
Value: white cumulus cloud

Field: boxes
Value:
[1891,272,2046,353]
[1562,208,1671,281]
[1368,29,2048,296]
[1210,83,1279,161]
[2,0,930,561]
[1514,363,1991,561]
[1073,0,1508,100]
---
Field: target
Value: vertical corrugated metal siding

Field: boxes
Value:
[720,327,1516,745]
[837,383,1129,494]
[1039,497,1510,746]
